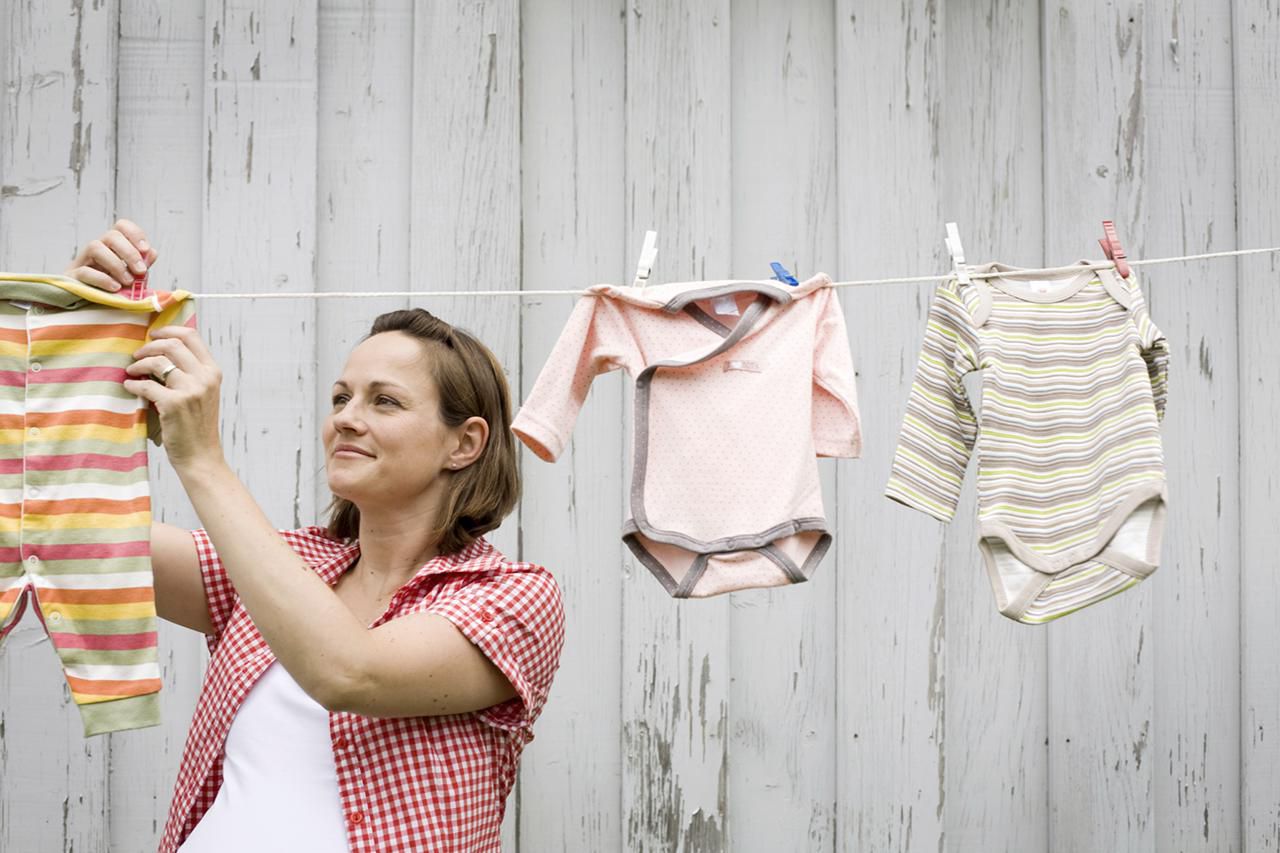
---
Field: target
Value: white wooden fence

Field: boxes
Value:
[1,1,1277,850]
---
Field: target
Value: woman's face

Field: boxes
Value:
[322,331,455,510]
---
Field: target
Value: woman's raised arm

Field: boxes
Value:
[151,522,213,635]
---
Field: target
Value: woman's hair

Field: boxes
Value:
[326,309,520,554]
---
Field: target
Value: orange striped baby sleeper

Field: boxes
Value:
[0,274,194,735]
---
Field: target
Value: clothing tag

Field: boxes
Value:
[722,359,761,374]
[712,295,739,316]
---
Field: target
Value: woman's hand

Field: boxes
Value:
[66,218,157,291]
[124,326,225,472]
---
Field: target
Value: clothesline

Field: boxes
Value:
[194,244,1280,300]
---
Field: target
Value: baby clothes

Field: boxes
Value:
[0,274,195,735]
[886,262,1169,624]
[514,274,861,598]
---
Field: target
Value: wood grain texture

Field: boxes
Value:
[0,2,1274,850]
[621,2,733,850]
[938,2,1049,851]
[516,0,627,848]
[409,0,522,844]
[314,0,414,513]
[832,2,946,851]
[727,1,839,850]
[202,0,319,528]
[1043,4,1155,852]
[0,1,117,849]
[1233,1,1280,851]
[1143,2,1241,851]
[109,2,210,849]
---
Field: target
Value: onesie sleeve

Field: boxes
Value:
[512,294,641,462]
[884,281,979,523]
[1127,276,1169,423]
[146,295,199,445]
[811,286,862,457]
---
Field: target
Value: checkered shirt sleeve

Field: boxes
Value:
[425,567,566,731]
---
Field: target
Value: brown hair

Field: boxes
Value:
[326,309,520,554]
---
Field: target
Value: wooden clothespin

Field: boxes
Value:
[945,222,971,284]
[633,230,659,288]
[1098,220,1130,279]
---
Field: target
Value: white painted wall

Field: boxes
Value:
[0,1,1274,850]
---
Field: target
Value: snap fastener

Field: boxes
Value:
[29,362,41,373]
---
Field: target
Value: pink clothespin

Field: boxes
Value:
[1098,220,1130,279]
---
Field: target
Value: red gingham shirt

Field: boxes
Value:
[158,527,565,853]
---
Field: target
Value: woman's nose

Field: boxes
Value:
[332,403,368,433]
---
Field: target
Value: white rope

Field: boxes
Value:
[193,244,1280,300]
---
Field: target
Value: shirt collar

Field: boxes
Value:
[313,536,496,588]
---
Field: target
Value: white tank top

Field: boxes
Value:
[178,662,349,852]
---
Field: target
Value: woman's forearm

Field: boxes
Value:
[175,454,369,705]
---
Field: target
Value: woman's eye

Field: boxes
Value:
[332,394,349,406]
[377,396,400,407]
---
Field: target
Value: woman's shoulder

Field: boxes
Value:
[279,525,358,564]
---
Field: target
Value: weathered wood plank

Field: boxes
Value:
[314,0,413,512]
[727,1,839,850]
[938,2,1049,851]
[108,3,210,849]
[516,0,627,848]
[1043,4,1154,851]
[1234,3,1280,849]
[409,0,522,844]
[832,2,946,850]
[1143,3,1241,851]
[621,1,733,849]
[201,0,319,530]
[0,1,118,848]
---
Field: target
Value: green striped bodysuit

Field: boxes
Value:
[885,261,1169,624]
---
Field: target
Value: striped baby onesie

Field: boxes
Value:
[886,261,1168,624]
[0,274,194,735]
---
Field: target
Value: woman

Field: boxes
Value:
[66,220,565,852]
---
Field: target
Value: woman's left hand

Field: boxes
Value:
[124,326,224,471]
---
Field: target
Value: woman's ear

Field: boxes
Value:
[448,416,490,470]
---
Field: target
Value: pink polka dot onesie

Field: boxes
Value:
[513,274,861,597]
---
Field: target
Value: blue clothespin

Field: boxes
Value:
[769,261,799,286]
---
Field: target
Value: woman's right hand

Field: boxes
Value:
[65,218,157,292]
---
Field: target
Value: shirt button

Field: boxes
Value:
[26,486,39,499]
[333,734,348,749]
[26,555,39,566]
[348,811,364,826]
[29,362,41,373]
[28,427,39,437]
[479,608,495,623]
[47,610,62,626]
[523,729,535,744]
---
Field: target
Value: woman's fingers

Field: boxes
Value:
[133,335,202,374]
[126,354,183,384]
[113,219,152,257]
[101,229,148,277]
[65,220,160,291]
[66,265,122,293]
[154,325,217,366]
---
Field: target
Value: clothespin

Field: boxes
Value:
[945,222,971,284]
[769,261,799,286]
[633,230,659,288]
[1098,220,1130,279]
